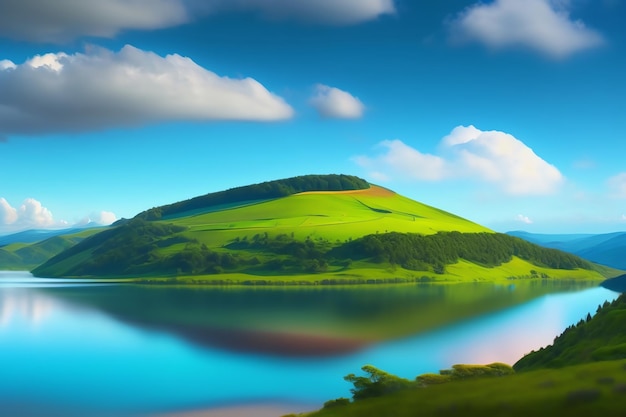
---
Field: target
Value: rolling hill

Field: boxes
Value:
[30,175,618,283]
[0,228,103,270]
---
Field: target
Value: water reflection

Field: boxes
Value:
[0,273,619,417]
[37,279,599,357]
[0,288,56,327]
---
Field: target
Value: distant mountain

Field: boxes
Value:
[31,175,614,283]
[0,222,103,247]
[0,227,104,270]
[507,231,626,269]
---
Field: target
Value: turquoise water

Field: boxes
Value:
[0,271,619,416]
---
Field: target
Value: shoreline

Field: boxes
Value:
[153,402,316,417]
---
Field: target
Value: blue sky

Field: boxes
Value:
[0,0,625,235]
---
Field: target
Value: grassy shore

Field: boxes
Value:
[302,359,626,417]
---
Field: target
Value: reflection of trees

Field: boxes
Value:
[35,281,597,357]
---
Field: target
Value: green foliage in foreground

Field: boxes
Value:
[302,294,626,417]
[339,363,514,402]
[304,359,626,417]
[514,294,626,371]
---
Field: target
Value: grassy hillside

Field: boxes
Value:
[303,359,626,417]
[298,295,626,417]
[514,294,626,371]
[137,174,370,221]
[32,176,617,282]
[0,228,101,270]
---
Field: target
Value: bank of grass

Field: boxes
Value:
[302,359,626,417]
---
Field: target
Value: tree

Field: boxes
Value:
[344,365,412,400]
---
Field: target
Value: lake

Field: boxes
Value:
[0,271,619,416]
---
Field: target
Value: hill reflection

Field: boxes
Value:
[37,280,596,356]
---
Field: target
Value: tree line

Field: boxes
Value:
[137,174,370,220]
[332,231,592,273]
[34,220,596,278]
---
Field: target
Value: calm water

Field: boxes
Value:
[0,271,619,416]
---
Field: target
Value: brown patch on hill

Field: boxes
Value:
[297,185,395,197]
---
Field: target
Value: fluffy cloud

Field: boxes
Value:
[310,84,365,119]
[516,214,533,224]
[0,0,189,43]
[353,140,446,181]
[209,0,396,25]
[76,211,118,226]
[0,198,55,231]
[0,198,117,233]
[0,0,396,42]
[17,199,55,228]
[449,0,603,58]
[354,125,564,196]
[0,45,293,136]
[0,198,18,225]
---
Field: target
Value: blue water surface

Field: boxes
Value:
[0,271,619,416]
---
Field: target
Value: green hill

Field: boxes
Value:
[32,174,617,283]
[513,294,626,371]
[0,228,101,270]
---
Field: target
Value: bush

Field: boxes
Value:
[416,373,452,386]
[323,398,350,408]
[344,365,413,400]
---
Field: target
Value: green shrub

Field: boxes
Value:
[323,398,350,408]
[416,373,451,386]
[344,365,413,400]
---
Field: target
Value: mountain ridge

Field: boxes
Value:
[507,230,626,269]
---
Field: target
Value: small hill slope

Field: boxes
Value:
[32,175,615,281]
[514,294,626,371]
[137,174,370,220]
[0,229,100,270]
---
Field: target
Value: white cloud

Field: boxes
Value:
[77,211,118,226]
[0,45,293,136]
[354,140,446,181]
[211,0,396,25]
[17,199,55,229]
[354,125,564,196]
[516,214,533,224]
[0,198,56,232]
[310,84,365,119]
[0,198,118,234]
[607,173,626,199]
[0,198,18,225]
[0,60,16,70]
[97,211,118,225]
[449,0,604,58]
[0,0,189,43]
[0,0,396,42]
